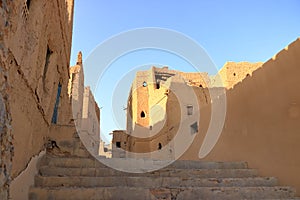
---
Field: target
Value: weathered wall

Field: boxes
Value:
[182,38,300,194]
[99,140,111,158]
[111,130,127,158]
[0,0,74,198]
[135,70,150,127]
[123,38,300,193]
[0,46,13,199]
[1,2,16,198]
[209,38,300,194]
[9,151,45,200]
[179,72,209,87]
[81,86,100,155]
[218,61,263,88]
[124,67,206,159]
[69,54,84,125]
[68,54,101,156]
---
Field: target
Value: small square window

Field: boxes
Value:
[187,105,193,115]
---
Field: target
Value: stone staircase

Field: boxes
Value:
[28,138,299,199]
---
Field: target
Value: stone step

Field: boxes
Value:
[39,155,248,169]
[29,186,296,200]
[152,187,296,200]
[39,166,258,178]
[34,176,277,188]
[170,159,248,169]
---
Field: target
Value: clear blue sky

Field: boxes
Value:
[70,0,300,142]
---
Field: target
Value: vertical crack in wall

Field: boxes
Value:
[7,50,49,126]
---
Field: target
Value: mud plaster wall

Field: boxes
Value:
[0,49,13,199]
[181,38,300,194]
[123,38,300,193]
[69,64,84,126]
[81,86,100,155]
[0,1,74,193]
[1,1,14,198]
[125,68,210,159]
[218,61,263,89]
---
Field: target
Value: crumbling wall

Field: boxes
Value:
[218,61,263,88]
[0,52,13,200]
[1,1,16,198]
[179,72,210,87]
[0,0,74,198]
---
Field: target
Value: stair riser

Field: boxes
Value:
[39,167,258,178]
[29,187,296,200]
[170,161,248,169]
[174,187,296,200]
[31,154,298,199]
[40,156,248,169]
[34,176,277,188]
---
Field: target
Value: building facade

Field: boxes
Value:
[68,53,101,156]
[112,38,300,193]
[0,0,74,198]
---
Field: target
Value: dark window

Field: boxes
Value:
[164,89,169,96]
[233,73,236,76]
[190,122,198,134]
[26,0,31,9]
[142,81,147,87]
[51,83,62,124]
[104,147,108,152]
[43,46,53,87]
[141,111,146,118]
[187,105,193,115]
[199,84,203,88]
[116,142,121,148]
[156,82,160,89]
[158,143,162,150]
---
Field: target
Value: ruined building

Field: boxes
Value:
[112,38,300,195]
[0,0,75,198]
[113,63,262,159]
[1,0,300,199]
[68,52,101,156]
[0,0,100,199]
